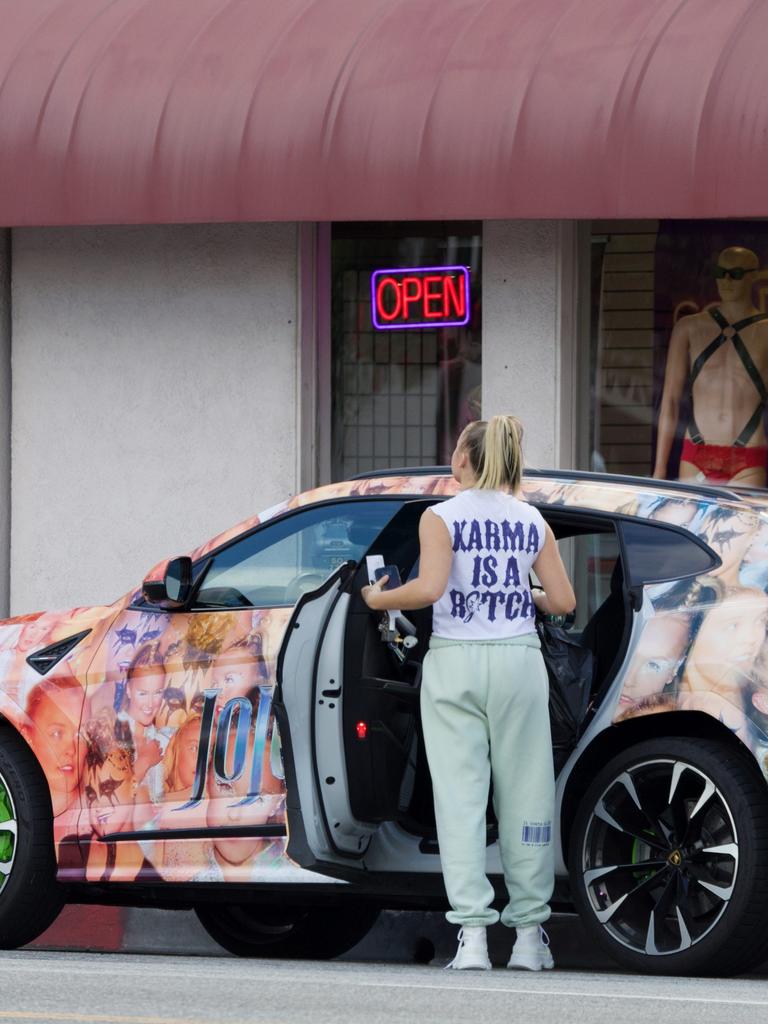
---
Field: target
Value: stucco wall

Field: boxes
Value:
[11,223,297,614]
[482,220,560,470]
[0,232,10,617]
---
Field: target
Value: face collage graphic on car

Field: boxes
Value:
[0,472,767,887]
[612,501,768,762]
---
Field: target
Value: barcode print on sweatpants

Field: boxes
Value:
[521,821,551,846]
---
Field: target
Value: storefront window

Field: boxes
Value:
[588,220,768,488]
[331,223,482,481]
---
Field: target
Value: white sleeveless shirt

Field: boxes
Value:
[428,489,546,641]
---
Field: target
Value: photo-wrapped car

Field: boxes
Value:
[1,467,768,974]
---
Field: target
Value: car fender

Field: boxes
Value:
[0,683,87,812]
[0,691,62,800]
[0,604,122,816]
[557,706,763,877]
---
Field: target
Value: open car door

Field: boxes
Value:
[273,499,435,879]
[274,561,377,877]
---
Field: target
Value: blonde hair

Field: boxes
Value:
[460,415,524,492]
[163,714,202,793]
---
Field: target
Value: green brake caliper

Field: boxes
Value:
[0,776,14,888]
[631,832,657,883]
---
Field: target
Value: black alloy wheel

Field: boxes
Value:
[0,727,63,948]
[569,737,768,976]
[195,903,380,959]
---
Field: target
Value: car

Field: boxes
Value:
[1,467,768,974]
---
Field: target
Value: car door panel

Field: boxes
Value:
[81,605,294,883]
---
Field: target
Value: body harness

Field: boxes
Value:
[688,308,768,447]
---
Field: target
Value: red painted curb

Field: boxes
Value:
[28,905,126,952]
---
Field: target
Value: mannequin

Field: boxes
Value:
[654,246,768,486]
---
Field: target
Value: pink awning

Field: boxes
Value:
[1,0,767,226]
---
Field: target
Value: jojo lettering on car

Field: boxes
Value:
[176,685,274,810]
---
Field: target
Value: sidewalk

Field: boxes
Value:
[29,904,768,975]
[25,905,638,971]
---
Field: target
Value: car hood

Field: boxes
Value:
[0,602,120,637]
[0,600,125,693]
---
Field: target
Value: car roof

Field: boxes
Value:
[201,469,759,556]
[140,466,763,586]
[351,466,750,503]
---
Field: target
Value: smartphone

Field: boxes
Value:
[374,565,402,590]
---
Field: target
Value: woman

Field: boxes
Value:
[22,676,87,842]
[615,612,691,721]
[678,584,768,741]
[198,722,287,882]
[363,416,574,972]
[1,612,60,708]
[117,643,168,801]
[132,713,208,880]
[700,507,759,586]
[82,709,147,882]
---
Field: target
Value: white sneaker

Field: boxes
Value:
[444,926,492,970]
[507,924,554,971]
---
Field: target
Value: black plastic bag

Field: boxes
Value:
[537,620,594,772]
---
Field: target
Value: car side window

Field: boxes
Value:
[619,520,719,587]
[566,530,622,633]
[193,500,403,609]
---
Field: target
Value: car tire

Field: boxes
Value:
[0,726,64,948]
[569,736,768,976]
[195,903,380,959]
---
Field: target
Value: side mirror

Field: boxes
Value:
[142,556,193,609]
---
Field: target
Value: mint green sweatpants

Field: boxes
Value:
[420,635,555,928]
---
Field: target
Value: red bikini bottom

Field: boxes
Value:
[680,438,768,483]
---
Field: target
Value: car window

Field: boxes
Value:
[620,520,719,587]
[194,500,403,609]
[565,530,622,632]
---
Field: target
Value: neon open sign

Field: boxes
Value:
[371,265,470,330]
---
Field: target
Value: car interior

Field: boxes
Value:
[341,499,632,841]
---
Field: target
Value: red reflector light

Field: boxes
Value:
[356,721,368,740]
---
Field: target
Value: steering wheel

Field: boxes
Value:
[284,571,328,604]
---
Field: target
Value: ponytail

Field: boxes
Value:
[459,415,524,492]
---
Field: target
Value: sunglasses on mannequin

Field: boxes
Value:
[714,265,756,280]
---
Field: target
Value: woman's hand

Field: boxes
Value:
[362,575,389,610]
[134,738,163,783]
[361,511,452,613]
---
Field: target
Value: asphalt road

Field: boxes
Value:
[2,951,768,1024]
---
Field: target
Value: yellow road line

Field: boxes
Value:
[0,1014,271,1024]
